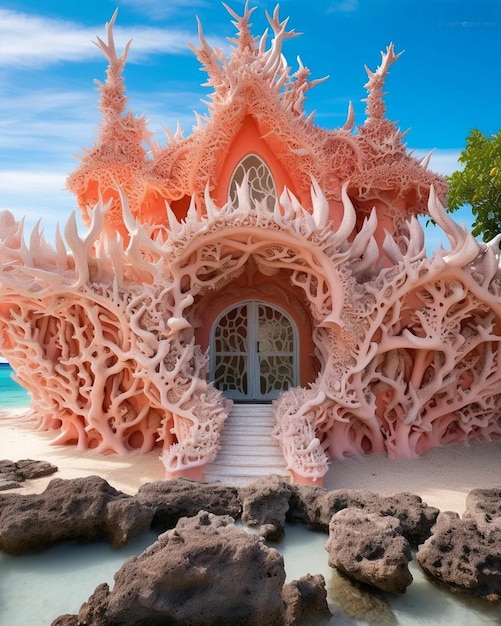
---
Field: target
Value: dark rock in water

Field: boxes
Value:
[0,475,154,554]
[287,483,325,526]
[51,614,78,625]
[289,487,438,544]
[64,511,287,625]
[327,568,398,626]
[51,583,111,625]
[134,477,241,531]
[416,488,501,602]
[0,458,58,490]
[326,508,413,594]
[239,474,293,540]
[282,573,331,625]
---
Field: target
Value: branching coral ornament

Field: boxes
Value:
[0,5,499,484]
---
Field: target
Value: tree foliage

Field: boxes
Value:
[447,128,501,241]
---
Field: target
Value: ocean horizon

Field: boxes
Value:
[0,362,31,408]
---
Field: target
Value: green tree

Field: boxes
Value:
[447,128,501,241]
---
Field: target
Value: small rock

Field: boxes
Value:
[0,475,154,554]
[239,474,293,540]
[0,458,58,490]
[327,568,398,626]
[134,478,241,531]
[0,477,22,491]
[289,486,438,544]
[282,573,331,625]
[326,508,413,594]
[416,489,501,602]
[16,458,58,480]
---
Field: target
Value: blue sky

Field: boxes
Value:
[0,0,500,250]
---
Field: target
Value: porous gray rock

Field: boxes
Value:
[289,486,439,544]
[65,511,287,625]
[0,458,58,490]
[327,568,398,626]
[134,477,241,531]
[326,508,413,594]
[0,475,154,554]
[50,582,111,625]
[463,487,501,529]
[282,573,331,625]
[287,483,325,526]
[239,474,293,540]
[416,488,501,602]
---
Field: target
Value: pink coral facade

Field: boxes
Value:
[1,6,500,484]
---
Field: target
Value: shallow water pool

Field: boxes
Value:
[1,523,499,625]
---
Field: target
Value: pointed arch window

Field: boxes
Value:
[228,154,277,211]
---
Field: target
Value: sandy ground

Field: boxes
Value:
[1,408,500,515]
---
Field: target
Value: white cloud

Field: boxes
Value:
[0,168,76,243]
[0,9,196,68]
[413,148,463,177]
[0,170,66,194]
[120,0,210,20]
[326,0,359,14]
[0,88,98,156]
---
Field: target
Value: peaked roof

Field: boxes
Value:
[67,4,446,230]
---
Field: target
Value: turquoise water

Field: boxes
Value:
[0,524,499,625]
[0,364,498,624]
[0,363,31,408]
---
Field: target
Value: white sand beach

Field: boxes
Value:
[1,408,500,515]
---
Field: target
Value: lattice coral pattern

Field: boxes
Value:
[67,5,445,234]
[2,182,501,481]
[1,6,500,484]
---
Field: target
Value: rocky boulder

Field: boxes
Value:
[0,475,154,554]
[0,458,58,490]
[64,511,287,625]
[326,508,413,594]
[416,488,501,602]
[327,568,398,625]
[134,478,241,531]
[463,487,501,529]
[239,474,293,540]
[282,573,331,625]
[289,487,439,544]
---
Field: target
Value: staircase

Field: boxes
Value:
[204,404,289,485]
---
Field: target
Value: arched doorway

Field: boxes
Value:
[210,300,298,402]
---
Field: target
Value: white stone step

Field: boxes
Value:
[218,432,278,442]
[222,419,274,429]
[215,449,285,463]
[204,403,289,485]
[217,444,280,455]
[207,464,289,477]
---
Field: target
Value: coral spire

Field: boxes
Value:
[363,42,404,121]
[223,1,258,54]
[67,10,154,232]
[93,8,131,119]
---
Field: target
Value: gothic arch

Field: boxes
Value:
[228,154,277,211]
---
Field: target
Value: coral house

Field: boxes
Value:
[1,5,501,485]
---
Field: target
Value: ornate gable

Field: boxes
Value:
[67,5,446,240]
